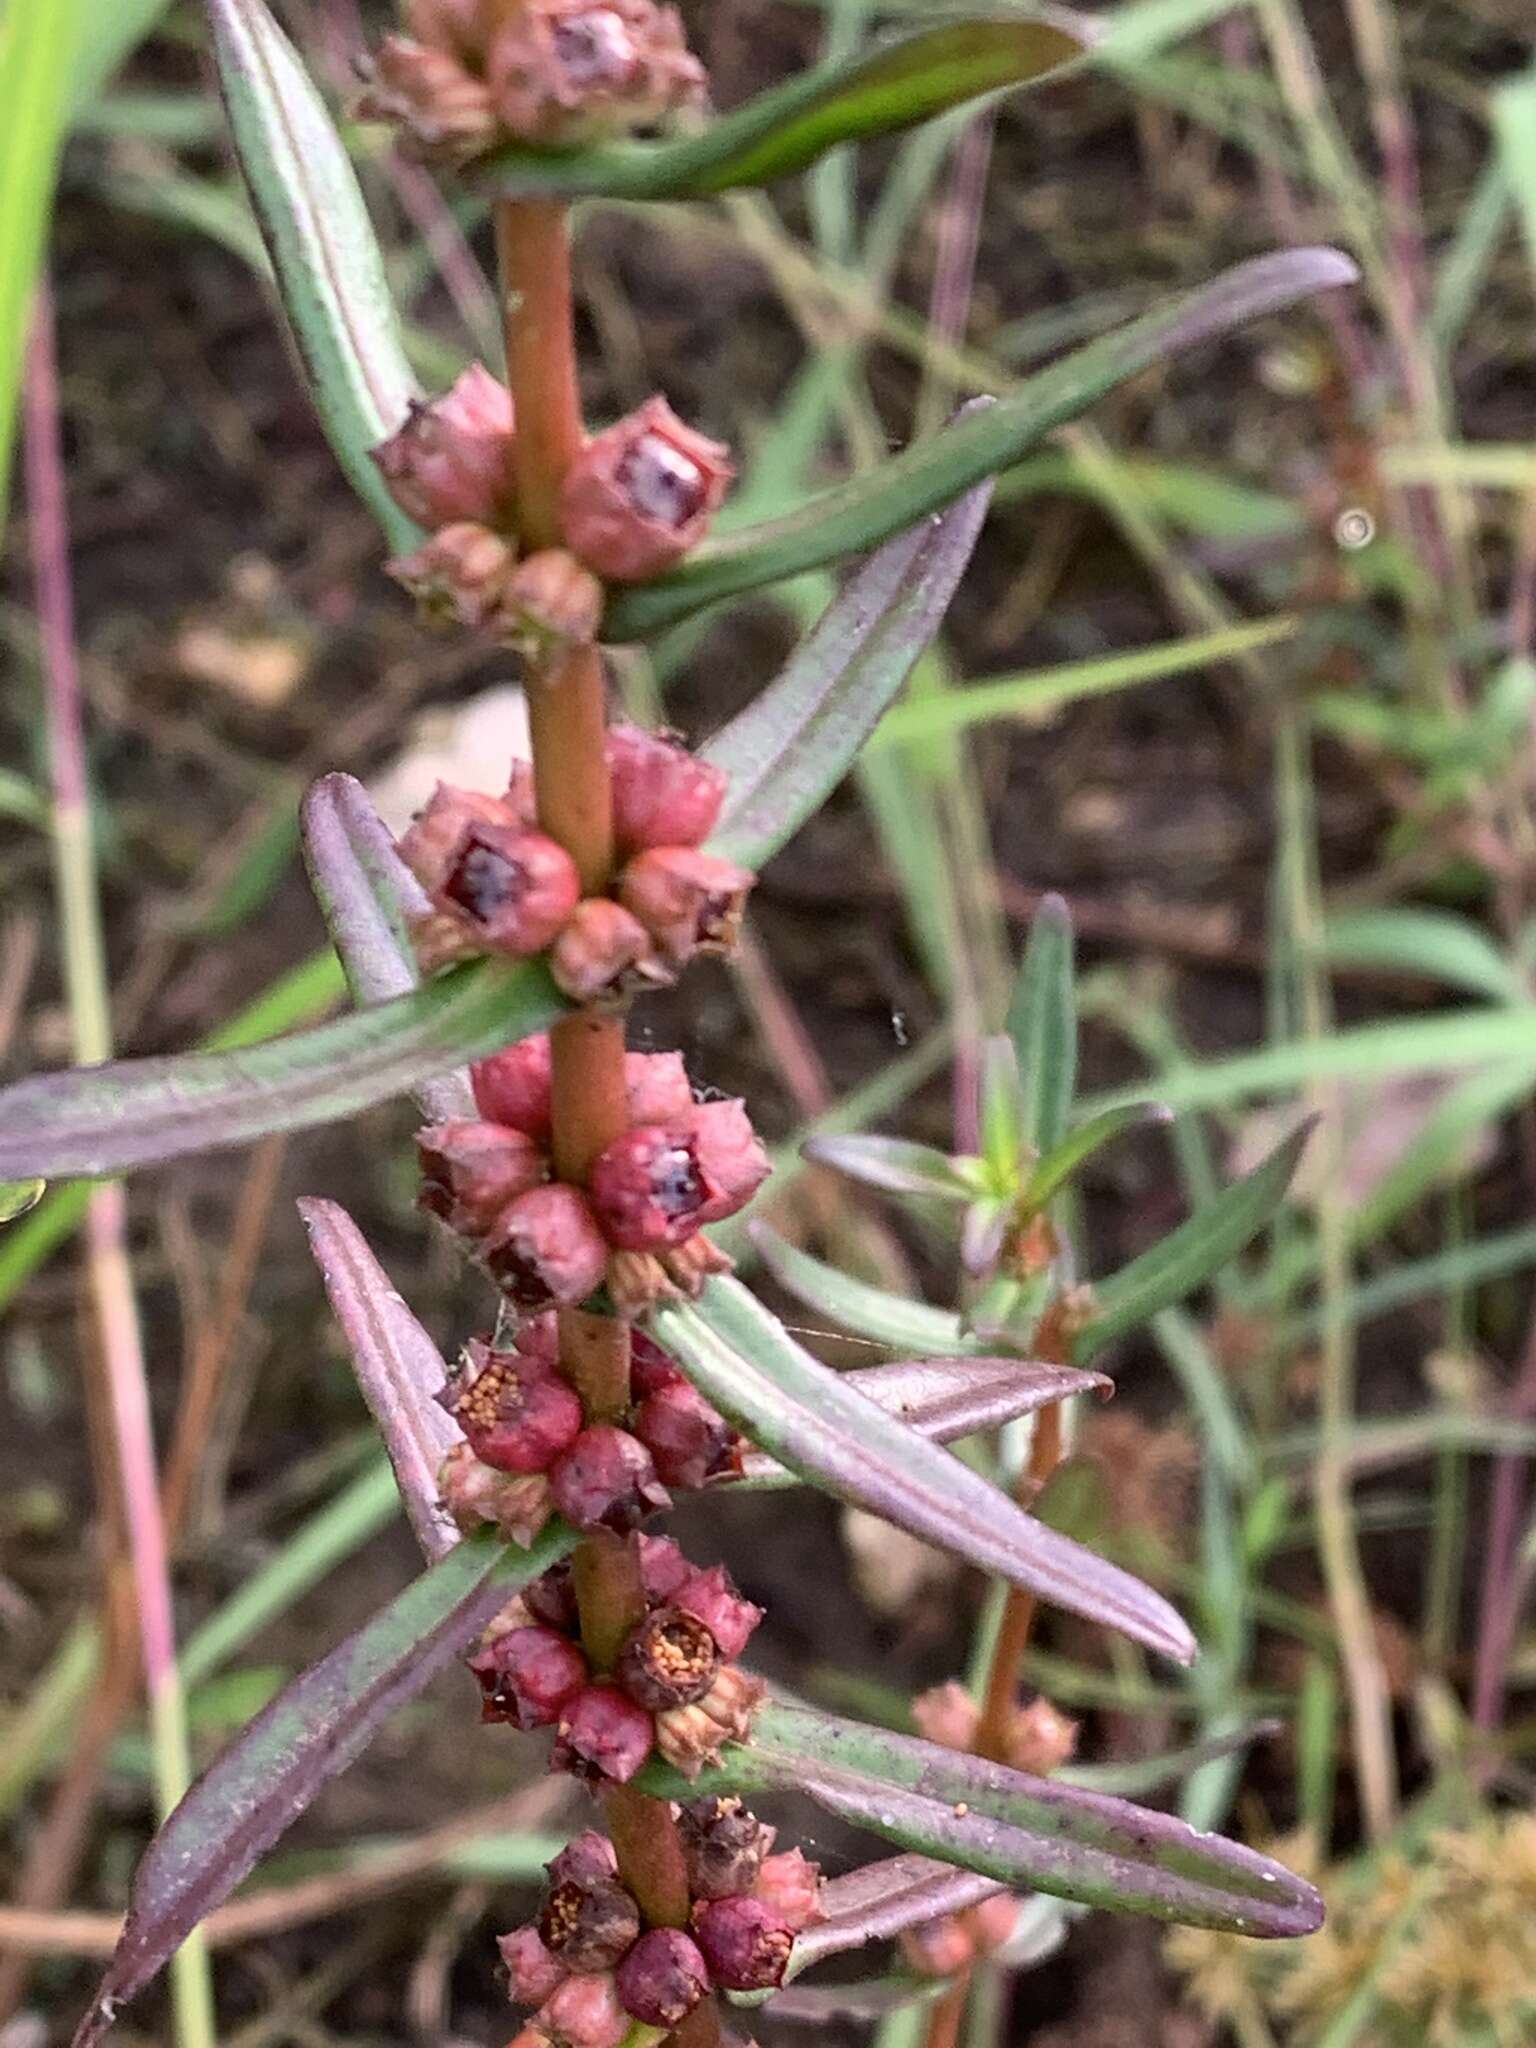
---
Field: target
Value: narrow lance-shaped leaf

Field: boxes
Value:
[636,1700,1324,1938]
[651,1278,1195,1663]
[751,1220,981,1355]
[790,1856,1007,1974]
[299,1199,462,1561]
[801,1132,973,1203]
[0,956,566,1182]
[735,1355,1110,1487]
[207,0,421,548]
[1026,1101,1172,1209]
[70,1525,577,2048]
[301,773,474,1121]
[1009,893,1076,1155]
[605,249,1359,639]
[483,18,1086,201]
[702,478,992,869]
[1076,1121,1313,1359]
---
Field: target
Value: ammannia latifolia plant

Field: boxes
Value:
[0,5,1365,2045]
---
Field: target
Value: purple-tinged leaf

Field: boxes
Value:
[207,0,422,548]
[70,1524,575,2048]
[751,1222,980,1355]
[636,1700,1324,1937]
[792,1856,1006,1972]
[736,1356,1108,1486]
[0,956,564,1182]
[301,774,473,1121]
[801,1133,973,1202]
[700,476,993,869]
[605,249,1358,639]
[1026,1100,1171,1208]
[650,1278,1195,1663]
[299,1198,461,1561]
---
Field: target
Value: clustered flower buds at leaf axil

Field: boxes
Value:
[398,782,580,969]
[548,1422,670,1532]
[416,1120,545,1236]
[469,1624,588,1727]
[618,846,754,968]
[562,396,732,581]
[439,1337,584,1473]
[606,724,727,854]
[588,1103,771,1251]
[437,1441,553,1545]
[373,363,517,529]
[550,1682,656,1784]
[484,1183,611,1307]
[549,898,661,1004]
[690,1894,796,1991]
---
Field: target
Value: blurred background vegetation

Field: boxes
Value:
[4,1,1536,2043]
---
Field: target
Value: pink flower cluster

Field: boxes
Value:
[499,1813,821,2044]
[465,1533,764,1783]
[361,0,705,159]
[398,732,753,996]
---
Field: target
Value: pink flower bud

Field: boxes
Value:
[360,38,499,159]
[561,396,731,581]
[540,1874,641,1974]
[900,1915,976,1979]
[486,0,704,149]
[615,1929,709,2028]
[752,1850,822,1933]
[629,1328,685,1398]
[654,1664,763,1778]
[606,725,727,854]
[388,519,514,627]
[912,1681,981,1755]
[524,1559,579,1634]
[587,1124,710,1252]
[545,1831,619,1889]
[438,1444,554,1545]
[616,1606,722,1712]
[1006,1696,1078,1777]
[690,1895,794,1992]
[417,1120,546,1237]
[499,1923,568,2008]
[636,1532,691,1604]
[499,548,604,656]
[515,1308,562,1364]
[550,899,660,1004]
[400,782,523,894]
[633,1378,740,1490]
[624,1049,694,1126]
[552,1683,655,1784]
[432,821,581,959]
[678,1797,775,1902]
[618,847,753,968]
[485,1185,610,1308]
[530,1969,629,2048]
[469,1624,588,1729]
[506,757,538,824]
[672,1563,761,1658]
[689,1100,771,1223]
[443,1339,584,1474]
[473,1033,553,1139]
[373,365,517,530]
[549,1423,670,1533]
[967,1893,1022,1954]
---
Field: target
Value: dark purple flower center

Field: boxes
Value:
[617,434,706,527]
[445,833,526,923]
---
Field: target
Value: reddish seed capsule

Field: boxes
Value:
[911,1680,981,1755]
[549,898,659,1004]
[523,1559,580,1634]
[486,0,704,149]
[499,546,604,656]
[406,0,488,61]
[587,1123,710,1252]
[359,37,499,161]
[552,1683,655,1784]
[606,725,727,854]
[654,1664,764,1779]
[484,1185,610,1308]
[498,1922,568,2007]
[968,1892,1022,1955]
[400,782,523,897]
[416,1120,546,1238]
[436,823,581,958]
[387,519,514,628]
[672,1563,762,1659]
[636,1532,692,1605]
[530,1969,629,2048]
[372,363,517,531]
[514,1308,562,1364]
[678,1797,775,1903]
[549,1424,670,1533]
[753,1849,823,1932]
[472,1032,553,1139]
[438,1443,553,1546]
[561,395,732,582]
[1006,1695,1079,1777]
[616,1605,721,1712]
[633,1378,739,1490]
[901,1914,976,1979]
[540,1876,641,1974]
[443,1339,584,1474]
[628,1327,685,1399]
[624,1049,694,1126]
[618,847,753,969]
[684,1099,771,1223]
[615,1928,709,2028]
[691,1895,795,1992]
[469,1625,588,1729]
[545,1831,619,1890]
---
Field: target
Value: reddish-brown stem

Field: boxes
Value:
[671,1996,725,2047]
[924,1978,969,2048]
[572,1531,647,1670]
[605,1780,693,1928]
[973,1400,1063,1764]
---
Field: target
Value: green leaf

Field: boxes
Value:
[702,479,991,868]
[206,0,422,548]
[1008,894,1077,1154]
[654,1277,1195,1662]
[1321,906,1523,1006]
[71,1525,577,2048]
[751,1221,982,1355]
[603,248,1358,639]
[483,18,1086,201]
[801,1133,973,1202]
[0,957,565,1182]
[638,1699,1323,1936]
[1078,1122,1313,1358]
[1027,1102,1172,1209]
[979,1036,1027,1185]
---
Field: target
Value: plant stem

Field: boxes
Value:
[25,286,218,2048]
[972,1400,1063,1764]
